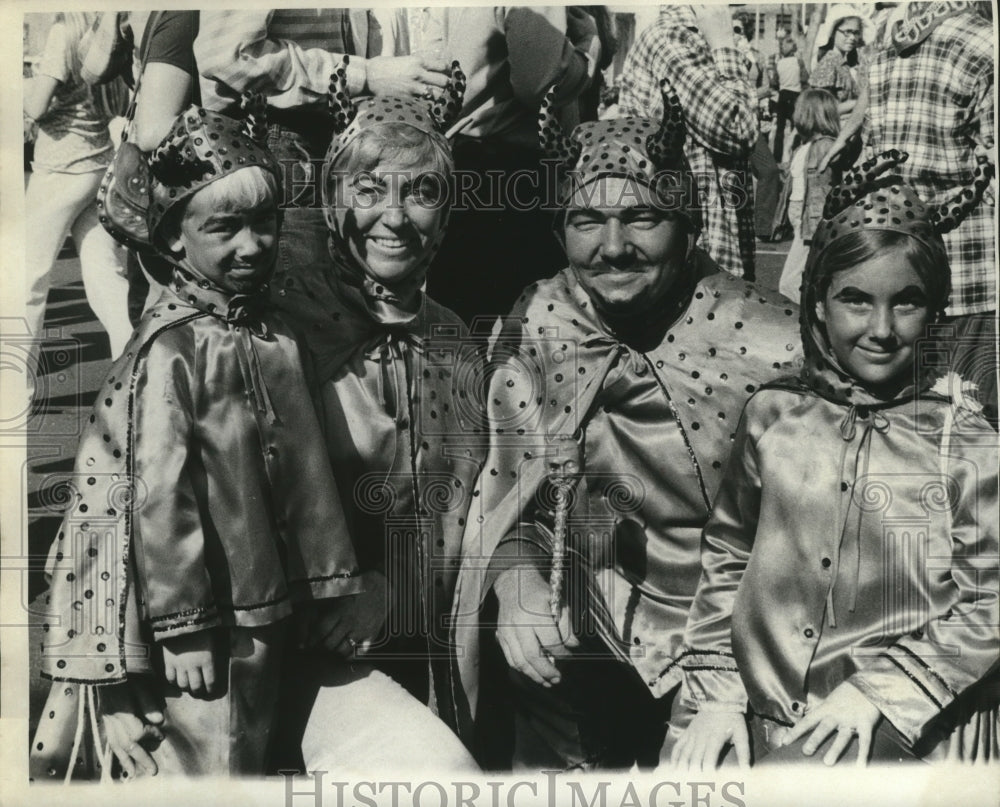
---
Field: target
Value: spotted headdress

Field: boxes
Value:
[146,96,281,249]
[799,149,995,404]
[323,55,466,169]
[538,79,701,233]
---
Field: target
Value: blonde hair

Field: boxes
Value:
[185,167,279,215]
[157,166,279,246]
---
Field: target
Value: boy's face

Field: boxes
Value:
[170,185,279,294]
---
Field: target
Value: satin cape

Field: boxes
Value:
[272,255,486,725]
[451,261,803,739]
[39,273,361,686]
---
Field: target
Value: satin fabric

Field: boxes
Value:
[40,271,361,684]
[272,257,485,723]
[682,385,999,761]
[682,208,999,759]
[451,260,803,740]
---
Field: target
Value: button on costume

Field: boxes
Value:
[452,87,803,768]
[682,157,1000,762]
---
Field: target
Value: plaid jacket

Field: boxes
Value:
[864,6,995,315]
[618,5,758,279]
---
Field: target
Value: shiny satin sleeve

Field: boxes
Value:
[132,330,219,640]
[849,418,1000,746]
[680,404,763,713]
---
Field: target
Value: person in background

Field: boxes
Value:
[776,89,840,302]
[576,6,618,123]
[423,6,601,325]
[619,4,758,279]
[23,12,132,401]
[773,36,806,164]
[733,11,782,245]
[809,5,872,119]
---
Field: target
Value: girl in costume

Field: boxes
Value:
[267,58,482,772]
[30,103,361,779]
[673,152,999,768]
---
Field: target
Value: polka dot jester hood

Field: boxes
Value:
[320,56,466,326]
[799,149,991,406]
[146,99,281,252]
[538,82,703,236]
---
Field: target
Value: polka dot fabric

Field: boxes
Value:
[538,82,702,232]
[452,264,803,711]
[147,103,281,248]
[324,56,467,168]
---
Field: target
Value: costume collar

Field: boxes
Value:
[168,263,271,337]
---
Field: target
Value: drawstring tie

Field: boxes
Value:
[227,296,278,426]
[826,405,890,627]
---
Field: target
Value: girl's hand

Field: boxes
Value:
[670,710,750,771]
[780,681,882,766]
[161,630,221,697]
[98,678,164,780]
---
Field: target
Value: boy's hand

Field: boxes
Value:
[161,630,220,697]
[669,709,750,771]
[99,678,165,780]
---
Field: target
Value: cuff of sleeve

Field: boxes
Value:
[681,650,749,713]
[849,653,950,746]
[148,606,222,641]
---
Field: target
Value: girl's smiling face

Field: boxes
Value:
[816,252,932,394]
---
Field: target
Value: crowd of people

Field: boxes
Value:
[24,2,997,782]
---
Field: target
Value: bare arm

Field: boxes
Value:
[132,62,193,151]
[24,74,60,122]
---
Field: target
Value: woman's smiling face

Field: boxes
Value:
[340,160,448,285]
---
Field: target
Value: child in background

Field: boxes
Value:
[672,154,998,768]
[31,105,361,779]
[778,88,840,303]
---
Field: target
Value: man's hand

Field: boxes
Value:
[161,630,221,697]
[670,709,750,771]
[494,566,578,687]
[98,678,165,779]
[693,5,740,51]
[364,55,451,98]
[309,570,389,657]
[780,681,882,766]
